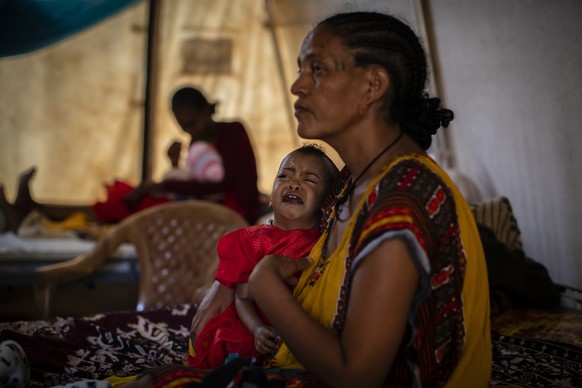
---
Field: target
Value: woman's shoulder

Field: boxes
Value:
[381,153,447,192]
[370,153,455,217]
[216,121,251,144]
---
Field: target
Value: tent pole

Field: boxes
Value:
[263,0,300,147]
[414,0,454,169]
[142,0,161,181]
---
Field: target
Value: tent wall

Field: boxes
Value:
[0,3,148,204]
[0,0,418,203]
[428,0,582,289]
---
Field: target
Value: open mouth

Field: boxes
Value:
[282,194,304,204]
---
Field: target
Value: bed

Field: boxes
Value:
[0,232,138,321]
[0,198,581,387]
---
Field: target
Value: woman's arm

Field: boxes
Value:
[235,283,279,355]
[249,238,419,387]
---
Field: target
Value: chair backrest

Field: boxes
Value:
[118,200,248,311]
[34,200,248,318]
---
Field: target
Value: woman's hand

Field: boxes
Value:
[253,325,281,356]
[250,254,312,291]
[189,281,234,347]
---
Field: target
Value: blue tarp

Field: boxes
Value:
[0,0,141,58]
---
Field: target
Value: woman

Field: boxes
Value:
[193,11,491,387]
[1,87,262,231]
[125,86,262,224]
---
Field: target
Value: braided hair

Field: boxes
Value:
[317,12,453,150]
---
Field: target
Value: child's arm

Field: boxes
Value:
[235,283,280,356]
[167,141,182,167]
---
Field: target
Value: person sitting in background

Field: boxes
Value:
[0,86,262,233]
[124,86,262,224]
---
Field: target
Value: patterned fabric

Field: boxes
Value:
[0,305,195,387]
[272,153,492,387]
[470,196,523,252]
[1,303,581,387]
[491,308,582,346]
[141,360,322,387]
[490,333,582,387]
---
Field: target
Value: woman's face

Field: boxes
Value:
[290,27,370,142]
[172,106,209,137]
[270,152,329,230]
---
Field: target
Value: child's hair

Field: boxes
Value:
[287,144,343,231]
[288,143,342,198]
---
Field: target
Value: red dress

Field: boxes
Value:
[189,224,320,369]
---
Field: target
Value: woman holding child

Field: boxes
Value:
[139,10,492,388]
[245,11,491,386]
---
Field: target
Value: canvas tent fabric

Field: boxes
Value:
[0,0,417,205]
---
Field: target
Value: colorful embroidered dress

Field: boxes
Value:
[190,224,320,369]
[271,154,492,387]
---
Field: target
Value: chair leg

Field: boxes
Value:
[33,282,53,320]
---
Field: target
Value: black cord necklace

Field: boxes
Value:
[335,129,404,222]
[316,129,405,265]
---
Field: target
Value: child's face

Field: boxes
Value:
[270,152,329,230]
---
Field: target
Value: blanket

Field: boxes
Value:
[1,304,581,387]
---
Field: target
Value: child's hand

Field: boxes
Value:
[253,325,281,356]
[167,141,182,167]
